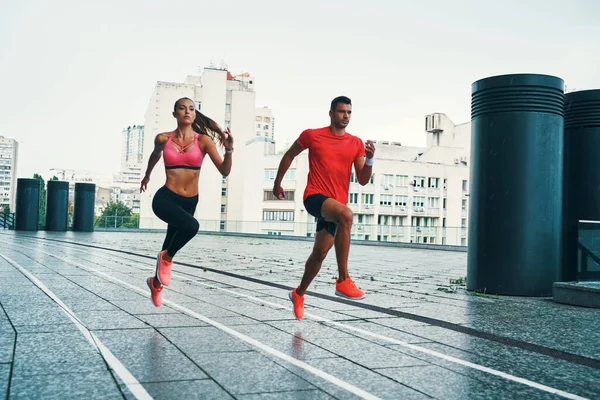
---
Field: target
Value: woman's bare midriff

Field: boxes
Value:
[165,169,201,197]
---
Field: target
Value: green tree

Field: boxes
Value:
[33,173,46,227]
[95,201,133,228]
[2,205,9,214]
[67,200,74,227]
[121,213,140,229]
[50,176,59,181]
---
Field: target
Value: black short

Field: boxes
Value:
[303,194,337,236]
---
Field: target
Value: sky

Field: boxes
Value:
[1,0,599,180]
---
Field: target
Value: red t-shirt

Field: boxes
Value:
[297,126,366,205]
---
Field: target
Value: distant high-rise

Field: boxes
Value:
[0,136,18,212]
[121,125,144,168]
[255,106,275,140]
[116,125,144,184]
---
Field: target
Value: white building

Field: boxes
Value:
[113,164,143,185]
[140,67,258,230]
[121,125,144,167]
[115,125,144,185]
[0,136,18,212]
[254,112,471,245]
[47,168,140,216]
[138,67,471,245]
[256,106,275,141]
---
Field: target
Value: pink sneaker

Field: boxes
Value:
[288,288,305,320]
[335,277,365,300]
[155,250,173,286]
[146,277,163,307]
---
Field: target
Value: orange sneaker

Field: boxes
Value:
[146,277,163,307]
[288,288,304,320]
[155,250,173,286]
[335,277,365,300]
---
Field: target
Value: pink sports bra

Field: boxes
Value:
[163,132,205,170]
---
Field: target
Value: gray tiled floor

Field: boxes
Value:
[0,231,598,399]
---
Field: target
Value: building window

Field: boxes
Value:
[428,197,440,208]
[361,193,374,205]
[395,195,408,207]
[381,174,394,187]
[380,194,392,206]
[348,193,359,204]
[225,120,231,128]
[414,176,426,188]
[396,175,408,187]
[262,210,295,221]
[256,116,263,121]
[428,177,440,188]
[220,221,226,231]
[462,180,468,192]
[264,190,295,201]
[462,199,467,210]
[350,172,358,183]
[378,215,390,225]
[221,188,227,196]
[264,169,295,180]
[412,196,425,208]
[221,205,226,213]
[225,104,231,113]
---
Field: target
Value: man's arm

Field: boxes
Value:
[273,141,304,199]
[355,140,376,186]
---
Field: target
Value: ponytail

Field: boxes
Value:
[193,110,225,148]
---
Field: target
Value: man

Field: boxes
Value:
[273,96,375,320]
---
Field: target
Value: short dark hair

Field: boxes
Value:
[330,96,351,111]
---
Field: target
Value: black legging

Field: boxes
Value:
[152,186,199,257]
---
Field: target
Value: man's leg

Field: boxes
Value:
[296,229,334,296]
[320,198,353,282]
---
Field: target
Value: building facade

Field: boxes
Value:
[115,125,144,185]
[256,106,275,140]
[139,67,258,230]
[255,112,471,245]
[138,68,471,245]
[0,136,18,212]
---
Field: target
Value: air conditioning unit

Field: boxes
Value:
[416,227,422,232]
[425,113,442,132]
[460,156,467,162]
[400,206,406,211]
[364,205,371,209]
[454,158,459,164]
[383,185,390,190]
[357,225,363,230]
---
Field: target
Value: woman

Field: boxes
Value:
[140,97,234,307]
